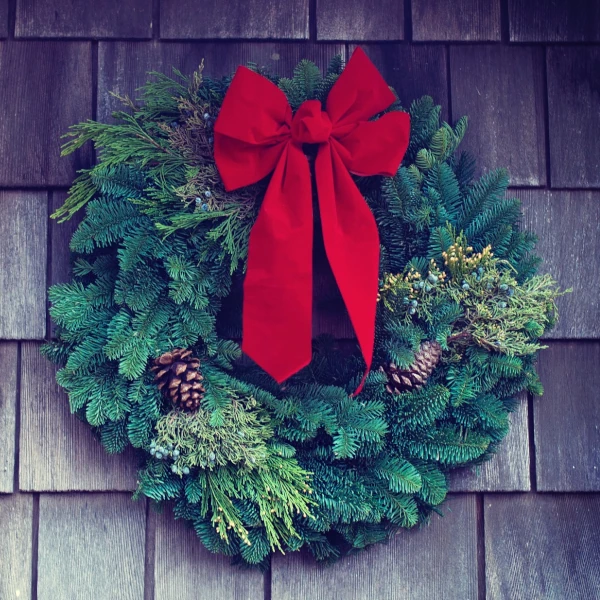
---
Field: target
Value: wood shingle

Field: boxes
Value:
[517,189,600,339]
[450,45,547,186]
[0,0,7,38]
[354,44,449,120]
[485,494,600,599]
[0,192,47,340]
[271,495,479,600]
[153,507,265,599]
[0,493,33,600]
[535,342,600,492]
[316,0,404,41]
[37,493,146,600]
[15,0,152,39]
[547,47,600,188]
[0,41,92,186]
[509,0,600,42]
[160,0,309,40]
[412,0,501,41]
[0,342,18,493]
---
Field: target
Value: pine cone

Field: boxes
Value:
[151,349,205,412]
[382,340,442,394]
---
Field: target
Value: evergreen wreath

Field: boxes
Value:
[44,53,564,569]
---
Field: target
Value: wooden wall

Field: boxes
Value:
[0,0,599,598]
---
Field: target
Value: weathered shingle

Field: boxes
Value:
[450,45,547,186]
[317,0,404,40]
[15,0,152,38]
[271,495,478,600]
[0,41,92,186]
[517,189,600,339]
[547,47,600,188]
[0,493,33,600]
[0,342,17,493]
[535,342,600,492]
[485,494,600,599]
[154,507,265,600]
[0,192,47,340]
[19,342,138,491]
[509,0,600,42]
[161,0,309,39]
[37,494,146,600]
[450,397,530,492]
[412,0,501,41]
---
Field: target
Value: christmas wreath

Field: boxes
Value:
[44,49,564,568]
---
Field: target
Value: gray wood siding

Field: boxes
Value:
[15,0,152,38]
[0,192,47,339]
[518,189,600,339]
[161,0,310,40]
[412,0,501,41]
[0,493,33,599]
[485,494,600,599]
[449,45,547,186]
[535,342,600,491]
[37,493,146,599]
[0,343,18,492]
[0,42,92,186]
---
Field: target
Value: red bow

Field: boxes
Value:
[214,47,410,390]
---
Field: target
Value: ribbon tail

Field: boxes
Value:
[242,142,314,383]
[315,144,380,395]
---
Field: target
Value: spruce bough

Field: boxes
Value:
[44,57,564,569]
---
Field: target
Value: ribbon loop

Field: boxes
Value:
[214,48,410,392]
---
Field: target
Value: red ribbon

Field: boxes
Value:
[214,47,410,391]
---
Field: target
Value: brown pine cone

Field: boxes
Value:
[151,348,205,412]
[382,340,442,394]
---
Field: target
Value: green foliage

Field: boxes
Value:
[45,58,564,569]
[406,425,491,465]
[371,456,423,494]
[278,59,323,109]
[390,385,450,432]
[91,164,147,200]
[153,395,273,472]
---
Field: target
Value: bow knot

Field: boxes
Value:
[292,100,332,144]
[214,48,410,393]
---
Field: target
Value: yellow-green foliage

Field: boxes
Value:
[379,228,566,356]
[151,393,315,552]
[456,271,562,355]
[199,455,315,551]
[154,397,272,472]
